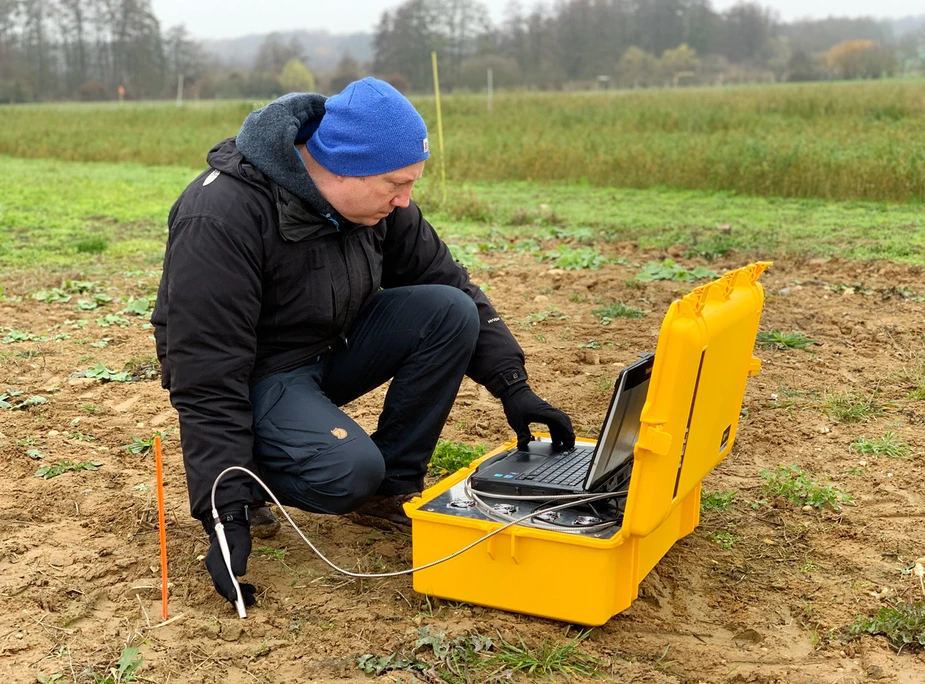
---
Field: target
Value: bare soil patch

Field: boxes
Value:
[1,247,924,682]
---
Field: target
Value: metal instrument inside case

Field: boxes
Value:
[418,480,626,540]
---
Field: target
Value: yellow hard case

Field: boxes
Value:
[405,262,772,625]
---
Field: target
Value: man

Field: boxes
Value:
[152,78,574,608]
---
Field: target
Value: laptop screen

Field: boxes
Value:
[583,355,653,491]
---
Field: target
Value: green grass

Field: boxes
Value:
[899,358,925,400]
[483,630,600,679]
[756,330,817,350]
[760,464,854,511]
[0,155,191,274]
[824,392,885,424]
[429,181,925,265]
[849,432,912,459]
[357,626,600,681]
[592,302,647,324]
[3,82,925,201]
[2,154,925,281]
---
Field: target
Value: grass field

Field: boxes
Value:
[2,85,925,684]
[1,80,923,202]
[1,155,922,283]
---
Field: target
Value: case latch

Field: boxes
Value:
[636,425,672,456]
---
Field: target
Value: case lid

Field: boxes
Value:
[624,262,771,538]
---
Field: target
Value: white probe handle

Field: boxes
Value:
[214,520,247,619]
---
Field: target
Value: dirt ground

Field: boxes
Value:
[1,243,924,683]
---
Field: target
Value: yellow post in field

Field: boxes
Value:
[431,51,447,206]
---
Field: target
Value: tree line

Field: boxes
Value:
[0,0,923,103]
[373,0,925,92]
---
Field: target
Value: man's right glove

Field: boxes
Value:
[204,509,257,607]
[499,382,576,449]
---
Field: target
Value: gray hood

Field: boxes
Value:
[236,92,338,218]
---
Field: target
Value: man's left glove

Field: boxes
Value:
[204,510,257,608]
[500,382,575,449]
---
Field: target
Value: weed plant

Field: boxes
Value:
[483,630,600,679]
[447,243,488,272]
[850,602,925,650]
[89,645,143,683]
[756,330,816,350]
[121,433,164,456]
[636,259,717,282]
[592,302,646,324]
[899,358,925,400]
[825,392,884,423]
[707,529,739,549]
[760,464,854,510]
[96,314,130,328]
[358,626,600,681]
[122,355,161,381]
[849,432,911,459]
[79,363,132,383]
[522,308,568,325]
[121,297,152,316]
[701,490,737,511]
[0,390,47,410]
[543,244,605,270]
[34,459,102,479]
[428,440,488,477]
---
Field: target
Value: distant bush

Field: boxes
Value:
[77,80,109,101]
[382,73,411,94]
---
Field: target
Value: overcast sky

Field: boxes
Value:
[149,0,917,40]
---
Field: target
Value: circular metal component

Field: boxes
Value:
[535,510,560,523]
[447,498,476,509]
[573,515,603,526]
[492,504,517,515]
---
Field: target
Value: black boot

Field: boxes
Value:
[249,503,281,538]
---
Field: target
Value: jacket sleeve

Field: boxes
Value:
[155,213,263,520]
[380,201,527,396]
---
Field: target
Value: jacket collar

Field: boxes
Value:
[235,92,347,225]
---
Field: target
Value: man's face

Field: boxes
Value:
[328,161,426,226]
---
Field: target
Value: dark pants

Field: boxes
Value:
[249,285,480,515]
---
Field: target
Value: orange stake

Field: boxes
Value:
[154,435,169,620]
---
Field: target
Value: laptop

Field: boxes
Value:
[469,354,654,498]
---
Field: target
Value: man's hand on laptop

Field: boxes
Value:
[499,383,575,449]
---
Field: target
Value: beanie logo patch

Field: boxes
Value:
[422,138,429,153]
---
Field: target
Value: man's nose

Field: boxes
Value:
[392,187,413,208]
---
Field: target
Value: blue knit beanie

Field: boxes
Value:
[307,77,429,177]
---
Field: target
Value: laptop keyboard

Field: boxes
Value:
[516,447,592,487]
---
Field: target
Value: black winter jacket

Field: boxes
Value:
[153,108,526,520]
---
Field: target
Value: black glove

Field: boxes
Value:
[499,383,575,449]
[204,510,257,608]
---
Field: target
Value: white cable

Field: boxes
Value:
[211,466,627,581]
[463,477,626,533]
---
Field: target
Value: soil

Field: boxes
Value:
[1,244,925,683]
